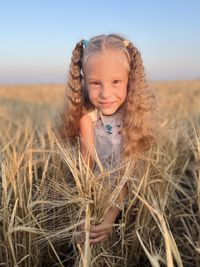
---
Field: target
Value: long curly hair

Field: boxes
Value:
[57,34,156,158]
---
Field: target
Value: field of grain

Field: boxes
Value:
[0,81,200,266]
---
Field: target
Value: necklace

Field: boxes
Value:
[98,108,123,135]
[105,124,112,134]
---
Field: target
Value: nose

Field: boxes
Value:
[99,84,111,99]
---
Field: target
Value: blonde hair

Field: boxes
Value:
[57,34,156,158]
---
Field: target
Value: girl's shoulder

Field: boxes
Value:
[87,109,98,123]
[80,109,97,127]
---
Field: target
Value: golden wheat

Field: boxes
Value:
[0,81,200,266]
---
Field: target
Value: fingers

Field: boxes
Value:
[76,228,112,245]
[89,224,112,238]
[78,228,111,239]
[90,223,112,233]
[77,221,113,245]
[77,231,110,245]
[89,229,110,238]
[90,234,108,244]
[79,222,112,234]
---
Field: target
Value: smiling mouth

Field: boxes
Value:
[99,101,116,105]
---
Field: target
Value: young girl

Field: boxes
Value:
[57,34,156,244]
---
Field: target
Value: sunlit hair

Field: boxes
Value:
[57,34,156,158]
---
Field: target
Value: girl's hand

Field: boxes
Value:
[77,218,113,245]
[76,206,121,245]
[89,206,120,244]
[89,222,113,244]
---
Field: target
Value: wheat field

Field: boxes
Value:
[0,81,200,267]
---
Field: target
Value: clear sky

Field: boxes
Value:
[1,0,200,84]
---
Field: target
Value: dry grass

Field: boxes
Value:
[0,81,200,266]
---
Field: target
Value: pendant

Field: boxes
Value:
[105,124,112,134]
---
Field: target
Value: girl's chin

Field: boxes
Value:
[100,107,118,116]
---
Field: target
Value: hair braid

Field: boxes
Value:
[122,42,156,157]
[67,40,84,102]
[57,40,84,142]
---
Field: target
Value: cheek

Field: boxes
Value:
[88,89,98,102]
[118,87,128,100]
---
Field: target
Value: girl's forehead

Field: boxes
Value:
[84,49,127,62]
[83,49,130,72]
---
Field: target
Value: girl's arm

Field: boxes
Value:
[79,114,128,244]
[89,184,128,244]
[79,113,95,167]
[103,182,128,222]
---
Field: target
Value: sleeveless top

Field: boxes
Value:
[88,108,123,185]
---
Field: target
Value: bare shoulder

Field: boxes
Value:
[80,113,93,128]
[79,113,95,158]
[79,113,94,138]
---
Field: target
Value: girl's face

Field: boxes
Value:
[84,49,129,115]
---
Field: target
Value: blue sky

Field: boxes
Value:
[1,0,200,84]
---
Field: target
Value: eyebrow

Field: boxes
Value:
[86,78,101,83]
[87,77,100,80]
[87,75,126,80]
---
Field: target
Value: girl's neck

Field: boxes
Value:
[99,105,125,118]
